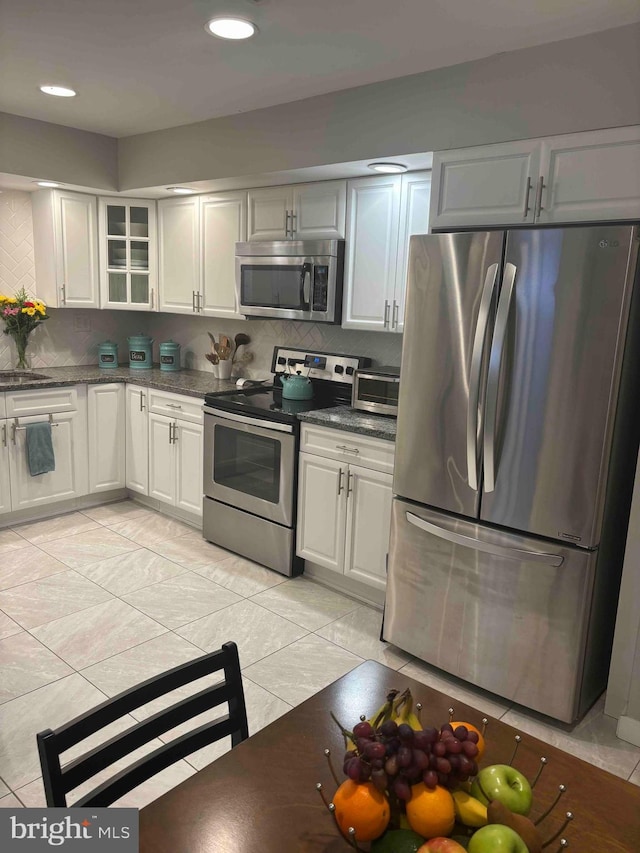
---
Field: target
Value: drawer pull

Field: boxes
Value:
[166,403,182,409]
[336,444,359,454]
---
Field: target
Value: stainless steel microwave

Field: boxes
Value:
[236,239,344,322]
[352,367,401,417]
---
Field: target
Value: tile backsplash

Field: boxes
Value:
[0,190,402,374]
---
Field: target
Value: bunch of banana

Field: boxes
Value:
[392,688,422,731]
[367,689,400,730]
[452,790,488,827]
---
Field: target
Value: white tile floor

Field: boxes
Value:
[1,499,639,810]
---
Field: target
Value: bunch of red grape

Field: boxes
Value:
[343,720,480,800]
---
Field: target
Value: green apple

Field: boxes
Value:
[467,824,528,853]
[470,764,532,816]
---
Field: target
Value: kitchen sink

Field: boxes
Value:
[0,371,51,383]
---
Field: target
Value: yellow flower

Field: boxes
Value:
[7,297,17,304]
[0,295,8,304]
[36,305,46,315]
[22,306,36,316]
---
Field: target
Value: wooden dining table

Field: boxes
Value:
[139,660,640,852]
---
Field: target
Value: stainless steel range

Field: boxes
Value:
[202,346,370,576]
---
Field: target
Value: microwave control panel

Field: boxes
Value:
[271,347,370,384]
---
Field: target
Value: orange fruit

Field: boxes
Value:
[450,721,486,760]
[332,779,391,842]
[405,783,455,838]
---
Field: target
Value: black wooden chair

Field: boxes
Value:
[36,641,248,807]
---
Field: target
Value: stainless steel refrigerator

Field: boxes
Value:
[383,225,640,722]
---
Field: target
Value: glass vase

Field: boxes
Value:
[12,331,31,370]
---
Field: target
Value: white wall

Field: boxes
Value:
[118,23,640,191]
[0,113,118,191]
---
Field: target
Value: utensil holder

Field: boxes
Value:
[216,359,232,379]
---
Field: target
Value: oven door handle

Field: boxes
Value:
[300,261,312,311]
[203,406,294,434]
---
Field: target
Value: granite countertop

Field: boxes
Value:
[297,406,397,441]
[0,365,237,398]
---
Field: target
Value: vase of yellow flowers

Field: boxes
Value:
[0,288,49,370]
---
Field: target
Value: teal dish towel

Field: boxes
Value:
[25,421,56,476]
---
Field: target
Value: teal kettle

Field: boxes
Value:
[281,371,314,401]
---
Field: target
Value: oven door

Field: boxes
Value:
[236,255,338,321]
[203,407,296,526]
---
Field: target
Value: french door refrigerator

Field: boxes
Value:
[383,225,640,722]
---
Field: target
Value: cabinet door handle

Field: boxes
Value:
[1,423,6,448]
[337,468,345,495]
[523,177,532,219]
[285,210,291,238]
[534,175,545,218]
[59,284,66,306]
[290,211,297,236]
[336,444,359,455]
[192,291,197,312]
[347,471,354,497]
[150,288,155,310]
[172,422,178,443]
[392,300,399,329]
[140,390,145,411]
[383,300,390,329]
[10,422,16,445]
[198,291,203,312]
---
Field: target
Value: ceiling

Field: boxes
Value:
[2,0,640,139]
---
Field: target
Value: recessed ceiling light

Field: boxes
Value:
[39,85,77,98]
[166,187,196,195]
[205,17,257,40]
[33,180,61,188]
[368,162,408,174]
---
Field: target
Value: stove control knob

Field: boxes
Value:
[334,365,344,375]
[345,366,355,376]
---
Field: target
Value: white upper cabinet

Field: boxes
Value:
[99,198,157,311]
[247,181,346,241]
[32,190,100,308]
[394,171,432,333]
[430,126,640,230]
[158,192,246,318]
[158,196,201,314]
[342,175,401,331]
[201,191,246,318]
[342,172,431,333]
[537,126,640,224]
[430,140,541,230]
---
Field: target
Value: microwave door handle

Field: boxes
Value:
[300,262,312,311]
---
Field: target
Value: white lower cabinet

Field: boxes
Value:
[297,426,395,591]
[7,406,89,511]
[88,384,125,493]
[343,465,393,590]
[125,384,149,495]
[0,420,11,515]
[148,392,203,518]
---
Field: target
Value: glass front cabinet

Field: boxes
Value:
[98,198,157,310]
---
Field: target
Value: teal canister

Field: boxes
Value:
[97,340,118,369]
[127,333,153,369]
[159,339,181,372]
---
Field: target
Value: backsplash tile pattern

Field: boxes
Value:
[1,191,402,374]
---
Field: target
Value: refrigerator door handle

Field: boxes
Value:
[467,263,499,491]
[484,261,517,493]
[406,512,564,566]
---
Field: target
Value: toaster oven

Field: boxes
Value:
[352,367,400,417]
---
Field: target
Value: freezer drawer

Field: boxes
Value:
[384,498,597,722]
